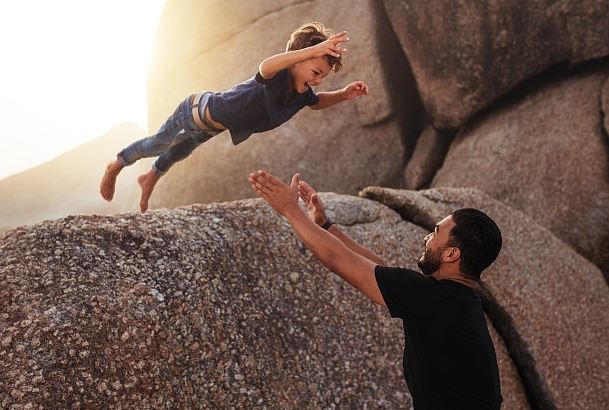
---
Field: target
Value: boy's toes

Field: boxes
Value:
[100,173,115,201]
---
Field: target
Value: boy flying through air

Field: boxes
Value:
[100,22,368,212]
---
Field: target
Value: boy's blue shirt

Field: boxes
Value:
[207,69,320,145]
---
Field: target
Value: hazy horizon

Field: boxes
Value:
[0,0,165,180]
[0,121,144,182]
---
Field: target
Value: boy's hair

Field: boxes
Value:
[286,22,343,72]
[448,208,502,280]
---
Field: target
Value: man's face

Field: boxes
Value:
[290,57,332,93]
[417,215,455,275]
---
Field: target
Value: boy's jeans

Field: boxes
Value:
[117,93,220,175]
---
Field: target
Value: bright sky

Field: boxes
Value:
[0,0,165,179]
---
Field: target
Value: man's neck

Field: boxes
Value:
[432,270,479,290]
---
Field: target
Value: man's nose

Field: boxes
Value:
[424,233,432,242]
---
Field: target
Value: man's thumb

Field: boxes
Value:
[291,173,300,188]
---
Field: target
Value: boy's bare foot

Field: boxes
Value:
[137,170,161,213]
[100,160,124,201]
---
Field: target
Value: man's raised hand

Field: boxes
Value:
[249,170,301,218]
[297,180,327,226]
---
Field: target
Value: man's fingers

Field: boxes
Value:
[248,174,273,195]
[312,193,325,210]
[256,170,280,186]
[290,173,300,189]
[251,181,272,195]
[297,183,312,200]
[256,169,282,187]
[252,186,271,202]
[298,185,310,201]
[299,191,310,205]
[299,180,315,194]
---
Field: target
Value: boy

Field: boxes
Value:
[100,22,368,212]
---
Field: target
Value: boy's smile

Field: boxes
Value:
[291,57,332,93]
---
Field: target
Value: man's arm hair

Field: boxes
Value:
[285,209,386,306]
[327,224,386,266]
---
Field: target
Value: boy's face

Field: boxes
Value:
[290,56,332,93]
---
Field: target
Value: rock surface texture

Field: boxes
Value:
[1,196,420,408]
[362,186,609,410]
[432,63,609,282]
[383,0,609,129]
[143,0,422,209]
[0,194,532,408]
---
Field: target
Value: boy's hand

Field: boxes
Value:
[342,81,369,100]
[312,31,349,58]
[297,180,327,226]
[249,170,301,218]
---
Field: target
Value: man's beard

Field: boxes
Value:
[417,246,443,276]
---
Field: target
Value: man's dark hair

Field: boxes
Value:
[448,208,502,280]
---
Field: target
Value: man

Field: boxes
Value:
[249,170,503,410]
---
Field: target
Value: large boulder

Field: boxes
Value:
[140,0,423,209]
[487,319,530,410]
[431,63,609,280]
[0,123,143,232]
[362,186,609,410]
[0,194,530,408]
[1,195,417,408]
[383,0,609,129]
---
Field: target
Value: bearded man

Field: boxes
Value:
[249,170,503,410]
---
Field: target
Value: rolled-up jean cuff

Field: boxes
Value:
[116,153,130,166]
[151,161,167,176]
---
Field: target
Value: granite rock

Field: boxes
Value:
[1,195,422,408]
[431,63,609,281]
[383,0,609,129]
[361,186,609,409]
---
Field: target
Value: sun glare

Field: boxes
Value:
[0,0,166,179]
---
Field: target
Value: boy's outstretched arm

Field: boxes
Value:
[248,170,386,306]
[310,81,369,110]
[258,31,348,79]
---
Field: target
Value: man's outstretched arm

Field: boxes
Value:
[249,170,386,306]
[297,179,386,266]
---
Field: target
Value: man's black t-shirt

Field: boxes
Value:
[375,266,502,410]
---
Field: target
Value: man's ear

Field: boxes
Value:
[442,246,461,263]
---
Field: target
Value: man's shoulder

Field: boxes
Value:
[374,265,434,319]
[375,265,424,280]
